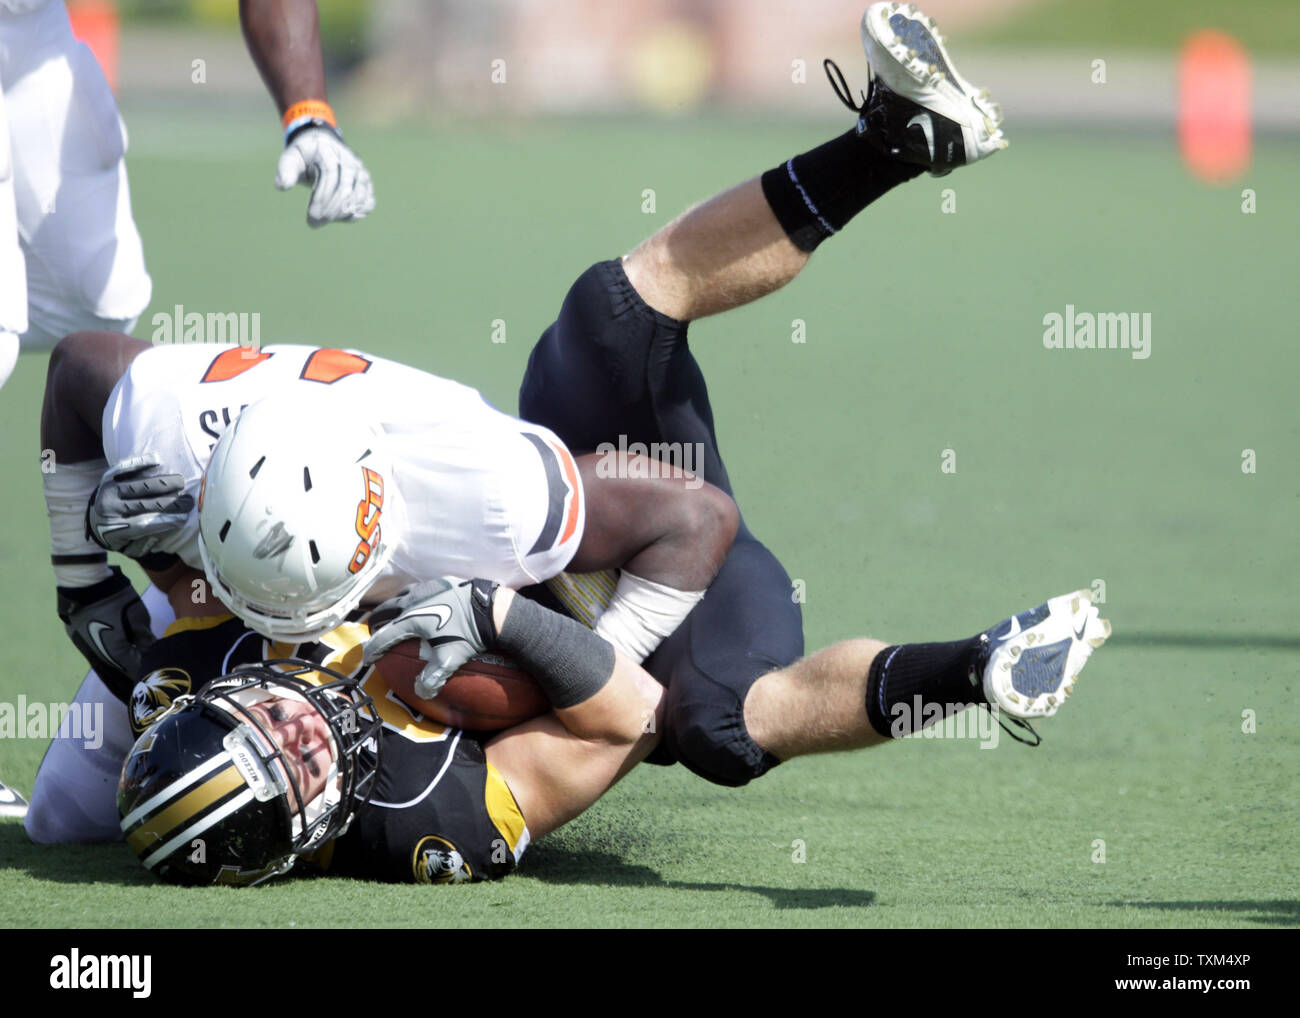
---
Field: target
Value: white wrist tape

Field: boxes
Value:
[45,458,111,587]
[594,571,705,662]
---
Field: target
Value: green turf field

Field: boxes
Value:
[972,0,1300,56]
[0,116,1296,928]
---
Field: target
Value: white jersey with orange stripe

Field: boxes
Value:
[101,343,584,593]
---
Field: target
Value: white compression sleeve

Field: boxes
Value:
[45,459,111,587]
[594,571,705,662]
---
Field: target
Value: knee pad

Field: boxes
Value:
[661,664,781,788]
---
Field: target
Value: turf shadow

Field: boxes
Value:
[1106,898,1300,927]
[3,823,877,909]
[0,822,152,886]
[522,843,875,910]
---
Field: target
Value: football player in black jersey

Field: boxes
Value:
[79,7,1111,878]
[118,568,663,885]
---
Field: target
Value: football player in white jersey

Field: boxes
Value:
[0,0,375,392]
[28,333,735,843]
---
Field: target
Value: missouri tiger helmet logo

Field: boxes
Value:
[412,835,472,884]
[130,668,193,736]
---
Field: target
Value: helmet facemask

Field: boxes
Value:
[203,664,381,853]
[119,660,382,886]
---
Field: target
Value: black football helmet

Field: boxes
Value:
[118,659,380,886]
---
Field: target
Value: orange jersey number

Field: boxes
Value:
[200,347,372,385]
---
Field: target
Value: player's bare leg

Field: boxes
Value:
[746,590,1111,760]
[521,6,1017,786]
[744,639,891,756]
[624,2,1006,325]
[624,178,809,322]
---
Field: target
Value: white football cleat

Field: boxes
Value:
[976,589,1110,721]
[0,778,29,820]
[827,3,1006,175]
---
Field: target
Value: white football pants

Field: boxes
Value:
[0,0,150,390]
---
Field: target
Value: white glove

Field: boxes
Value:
[275,125,375,228]
[361,578,498,700]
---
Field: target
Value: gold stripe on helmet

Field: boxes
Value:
[125,764,246,855]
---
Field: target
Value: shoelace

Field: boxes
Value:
[996,711,1042,747]
[823,58,871,116]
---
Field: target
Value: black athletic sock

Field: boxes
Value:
[760,128,924,252]
[864,637,988,739]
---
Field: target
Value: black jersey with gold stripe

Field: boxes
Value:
[132,613,529,884]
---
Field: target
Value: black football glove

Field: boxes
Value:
[57,567,156,702]
[361,577,498,700]
[86,454,194,559]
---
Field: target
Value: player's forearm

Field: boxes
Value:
[243,1,375,227]
[239,0,327,115]
[570,455,737,660]
[491,588,663,745]
[483,588,663,838]
[564,650,665,748]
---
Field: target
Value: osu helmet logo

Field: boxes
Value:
[412,835,472,884]
[349,467,384,574]
[130,668,193,736]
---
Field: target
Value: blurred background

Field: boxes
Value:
[72,0,1300,130]
[1,2,1295,929]
[29,0,1300,651]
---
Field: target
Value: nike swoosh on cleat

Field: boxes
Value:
[1073,617,1088,641]
[1000,615,1021,642]
[906,113,936,161]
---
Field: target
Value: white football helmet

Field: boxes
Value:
[197,392,403,641]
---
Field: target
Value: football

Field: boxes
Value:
[374,639,548,731]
